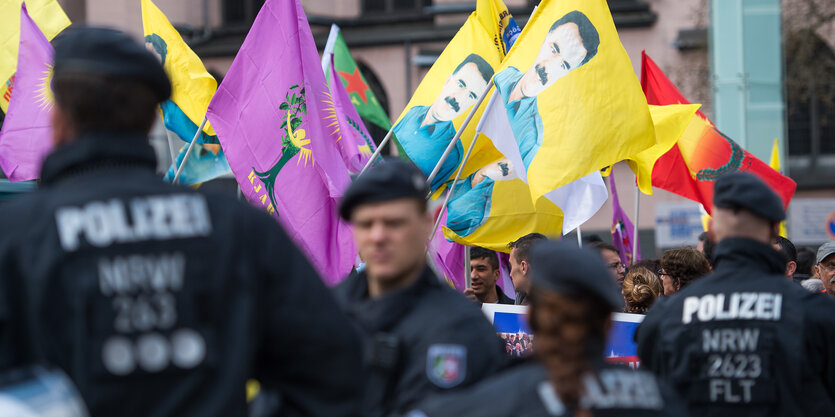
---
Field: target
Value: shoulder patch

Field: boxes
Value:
[426,344,467,388]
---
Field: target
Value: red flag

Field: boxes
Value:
[641,51,796,214]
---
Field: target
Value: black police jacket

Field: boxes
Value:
[636,238,835,416]
[333,266,508,416]
[0,133,363,417]
[404,360,688,416]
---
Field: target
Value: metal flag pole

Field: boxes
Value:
[425,79,495,188]
[576,225,583,248]
[358,128,393,176]
[633,183,640,264]
[430,127,481,238]
[172,117,208,185]
[464,245,472,289]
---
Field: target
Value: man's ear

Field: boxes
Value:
[787,261,797,277]
[520,260,529,275]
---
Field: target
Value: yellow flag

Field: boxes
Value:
[0,0,70,112]
[626,104,701,195]
[769,138,788,237]
[476,0,522,57]
[491,0,656,202]
[142,0,216,137]
[391,13,504,193]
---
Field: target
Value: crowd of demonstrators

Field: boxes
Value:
[622,266,663,314]
[500,333,533,357]
[0,28,365,417]
[589,241,626,285]
[333,160,508,417]
[657,247,711,296]
[405,242,687,417]
[507,233,548,305]
[636,173,835,417]
[464,247,514,305]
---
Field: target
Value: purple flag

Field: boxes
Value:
[609,174,640,266]
[205,0,355,284]
[0,5,54,182]
[326,56,376,173]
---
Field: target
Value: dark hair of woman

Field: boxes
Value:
[528,290,610,417]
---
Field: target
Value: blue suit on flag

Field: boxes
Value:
[392,105,462,192]
[445,67,544,237]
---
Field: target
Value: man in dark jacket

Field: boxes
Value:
[333,160,507,417]
[0,27,362,417]
[464,247,514,305]
[636,172,835,416]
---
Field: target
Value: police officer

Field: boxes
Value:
[334,160,507,416]
[404,241,687,417]
[0,27,363,417]
[636,172,835,416]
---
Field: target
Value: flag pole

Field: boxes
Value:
[632,182,640,264]
[576,225,583,248]
[172,117,208,185]
[430,125,481,238]
[358,128,393,175]
[425,79,494,188]
[464,245,471,289]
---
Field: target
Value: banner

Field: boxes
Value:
[610,174,639,266]
[482,304,644,366]
[325,56,376,173]
[476,0,522,56]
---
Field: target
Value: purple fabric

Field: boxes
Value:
[609,174,640,266]
[0,5,54,182]
[206,0,355,284]
[327,56,376,173]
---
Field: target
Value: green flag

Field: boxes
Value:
[322,24,391,131]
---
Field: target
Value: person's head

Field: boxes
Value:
[814,242,835,297]
[658,248,711,295]
[622,267,662,314]
[772,236,797,278]
[697,231,715,267]
[526,241,622,412]
[469,246,500,301]
[426,54,493,124]
[51,27,171,146]
[517,11,599,98]
[589,241,625,285]
[507,233,547,293]
[795,247,816,279]
[709,173,785,245]
[339,161,432,297]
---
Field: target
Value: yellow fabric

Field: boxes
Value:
[0,0,70,112]
[393,13,505,187]
[626,104,701,195]
[476,0,514,57]
[443,178,564,252]
[142,0,217,136]
[494,0,655,202]
[769,138,787,237]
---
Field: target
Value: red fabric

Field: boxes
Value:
[641,51,796,214]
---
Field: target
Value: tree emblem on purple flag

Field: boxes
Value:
[252,84,311,213]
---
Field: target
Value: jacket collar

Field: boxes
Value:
[343,266,441,332]
[712,237,785,276]
[40,131,157,185]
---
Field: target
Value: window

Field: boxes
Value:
[223,0,266,27]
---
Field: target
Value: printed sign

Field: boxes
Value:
[482,304,644,366]
[788,198,835,245]
[654,202,704,249]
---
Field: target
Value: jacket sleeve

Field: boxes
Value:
[249,212,363,417]
[635,298,668,373]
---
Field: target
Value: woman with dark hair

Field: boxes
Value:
[658,248,710,296]
[404,242,686,417]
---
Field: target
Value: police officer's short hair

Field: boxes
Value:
[453,54,494,84]
[508,233,547,264]
[470,247,498,271]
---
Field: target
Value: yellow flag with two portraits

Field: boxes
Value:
[390,13,504,193]
[490,0,656,202]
